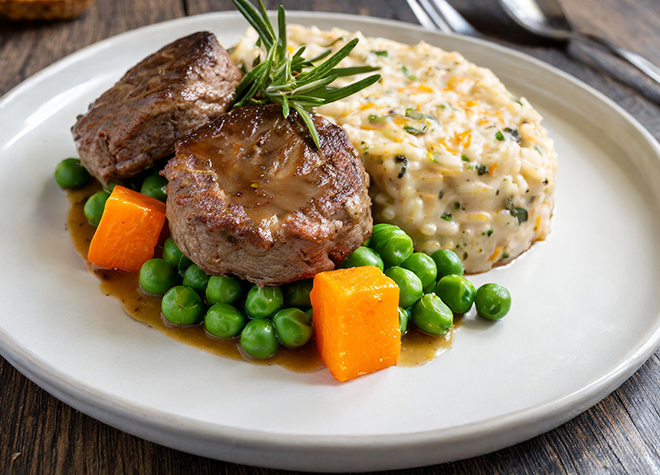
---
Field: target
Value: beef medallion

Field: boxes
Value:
[163,104,372,286]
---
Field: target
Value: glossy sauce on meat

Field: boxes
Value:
[66,184,456,371]
[180,116,329,223]
[165,104,373,286]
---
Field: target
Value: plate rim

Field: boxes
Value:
[1,10,660,471]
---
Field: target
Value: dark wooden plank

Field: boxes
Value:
[186,0,418,22]
[0,0,186,97]
[1,0,660,473]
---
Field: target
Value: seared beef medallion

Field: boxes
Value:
[164,104,372,286]
[72,31,242,185]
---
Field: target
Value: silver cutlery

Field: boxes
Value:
[406,0,479,36]
[498,0,660,86]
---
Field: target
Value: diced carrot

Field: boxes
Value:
[488,246,502,262]
[452,130,471,148]
[310,266,400,382]
[87,185,167,271]
[416,84,434,94]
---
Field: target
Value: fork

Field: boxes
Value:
[406,0,480,36]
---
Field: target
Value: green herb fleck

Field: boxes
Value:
[395,155,408,178]
[368,114,387,124]
[373,50,388,57]
[505,197,528,224]
[461,155,470,162]
[401,65,417,80]
[454,202,460,210]
[441,213,452,221]
[535,145,543,155]
[502,252,510,259]
[495,130,505,141]
[438,190,444,199]
[403,124,428,135]
[476,164,489,175]
[485,229,493,237]
[463,252,468,260]
[504,127,522,143]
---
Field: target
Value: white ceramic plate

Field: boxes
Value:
[1,12,660,472]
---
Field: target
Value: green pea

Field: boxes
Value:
[161,285,205,325]
[435,275,476,314]
[205,303,246,339]
[182,264,210,295]
[384,266,424,308]
[83,190,110,226]
[398,306,410,337]
[340,246,384,271]
[283,279,313,309]
[272,308,313,349]
[245,285,283,318]
[240,318,280,359]
[206,275,243,305]
[412,293,453,336]
[431,249,464,279]
[54,158,91,189]
[371,223,395,234]
[140,174,168,202]
[163,237,193,273]
[475,283,512,320]
[401,252,438,293]
[368,223,414,267]
[139,258,179,295]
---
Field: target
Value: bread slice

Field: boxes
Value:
[0,0,94,20]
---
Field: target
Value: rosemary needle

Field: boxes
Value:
[231,0,381,147]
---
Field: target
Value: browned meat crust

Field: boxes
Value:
[164,104,372,286]
[71,31,242,185]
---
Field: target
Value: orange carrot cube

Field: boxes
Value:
[87,185,167,271]
[310,266,400,382]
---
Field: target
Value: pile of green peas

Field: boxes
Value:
[139,237,314,360]
[341,223,512,337]
[57,157,314,360]
[56,158,511,356]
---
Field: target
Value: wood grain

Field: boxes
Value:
[0,0,186,97]
[1,0,659,473]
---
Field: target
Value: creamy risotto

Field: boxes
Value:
[231,26,557,273]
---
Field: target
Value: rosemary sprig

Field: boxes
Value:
[231,0,381,147]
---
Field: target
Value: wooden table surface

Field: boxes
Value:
[1,0,659,473]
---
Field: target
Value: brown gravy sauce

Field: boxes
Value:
[181,112,329,223]
[66,184,457,373]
